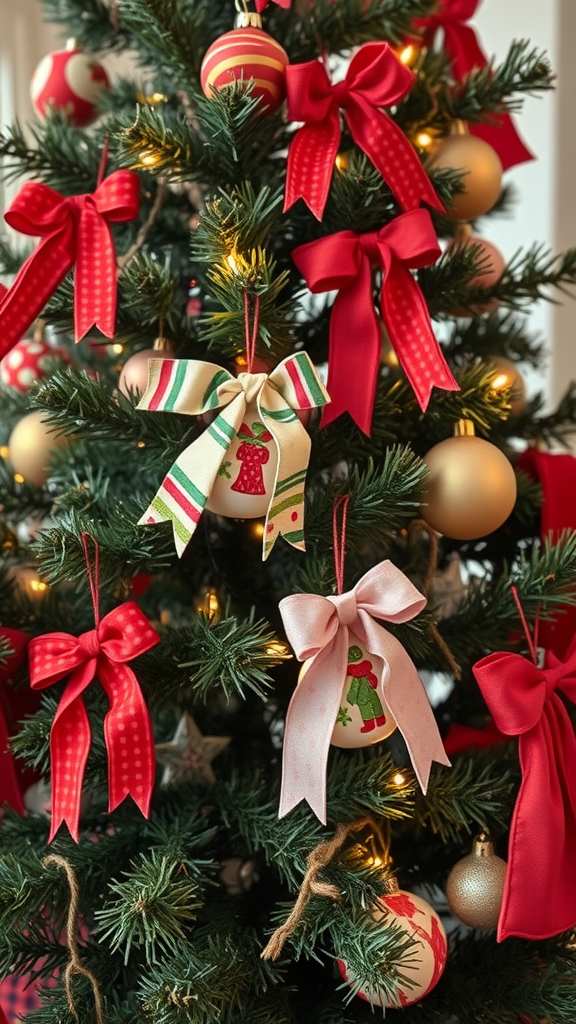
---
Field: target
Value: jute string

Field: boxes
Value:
[43,855,104,1024]
[409,519,462,681]
[261,818,381,961]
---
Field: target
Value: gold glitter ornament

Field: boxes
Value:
[446,834,507,930]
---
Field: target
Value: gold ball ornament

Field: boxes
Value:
[446,834,507,930]
[420,420,517,540]
[487,356,527,417]
[429,133,503,222]
[9,410,69,488]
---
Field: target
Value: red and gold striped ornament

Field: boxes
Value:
[200,18,289,116]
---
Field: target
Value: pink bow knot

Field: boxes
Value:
[279,561,450,824]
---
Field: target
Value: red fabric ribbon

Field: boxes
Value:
[284,42,444,221]
[414,0,533,171]
[0,628,31,815]
[292,209,458,433]
[517,449,576,660]
[255,0,290,9]
[0,171,140,358]
[473,638,576,940]
[29,601,160,843]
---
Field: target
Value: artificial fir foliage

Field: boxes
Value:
[0,1,575,1023]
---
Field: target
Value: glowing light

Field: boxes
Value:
[137,441,146,449]
[265,641,292,658]
[112,343,124,355]
[140,150,159,167]
[335,152,350,172]
[399,44,416,65]
[227,254,239,275]
[0,446,8,459]
[491,373,509,390]
[150,92,167,104]
[415,131,434,150]
[14,473,24,484]
[29,579,48,593]
[206,590,220,617]
[253,523,265,539]
[393,773,406,786]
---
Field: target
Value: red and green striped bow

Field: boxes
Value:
[137,353,330,560]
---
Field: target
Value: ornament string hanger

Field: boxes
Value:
[81,532,101,627]
[510,584,540,665]
[332,494,351,595]
[96,136,109,188]
[243,289,260,374]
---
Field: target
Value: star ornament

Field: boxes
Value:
[155,713,231,785]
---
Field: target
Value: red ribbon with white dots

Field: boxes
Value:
[292,209,459,435]
[0,170,140,358]
[28,537,160,843]
[284,42,444,222]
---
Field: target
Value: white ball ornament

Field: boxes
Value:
[299,641,397,749]
[338,885,448,1008]
[205,402,279,520]
[31,44,110,127]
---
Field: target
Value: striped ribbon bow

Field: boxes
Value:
[137,353,330,560]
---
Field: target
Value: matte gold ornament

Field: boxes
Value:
[420,420,517,540]
[487,356,527,417]
[429,133,503,222]
[8,410,69,488]
[446,834,507,930]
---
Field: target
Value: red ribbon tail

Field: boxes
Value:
[0,236,73,360]
[0,702,25,814]
[49,697,91,843]
[470,116,533,172]
[99,661,155,819]
[284,119,341,220]
[75,209,117,341]
[383,263,458,411]
[321,259,381,435]
[347,98,444,213]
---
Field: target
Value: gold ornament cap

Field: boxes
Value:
[454,418,475,437]
[235,10,263,28]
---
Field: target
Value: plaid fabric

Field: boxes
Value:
[0,973,43,1023]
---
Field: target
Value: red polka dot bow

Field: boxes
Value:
[28,539,159,843]
[284,42,444,222]
[0,170,140,361]
[292,209,459,435]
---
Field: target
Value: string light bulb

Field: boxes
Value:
[415,131,435,150]
[265,640,292,659]
[139,150,160,167]
[14,473,24,484]
[335,152,350,172]
[393,772,407,786]
[399,43,417,65]
[0,446,8,459]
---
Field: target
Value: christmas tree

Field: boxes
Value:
[1,1,576,1022]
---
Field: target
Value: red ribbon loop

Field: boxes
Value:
[29,601,160,843]
[292,209,459,433]
[473,641,576,940]
[0,170,140,358]
[284,42,444,221]
[415,0,533,171]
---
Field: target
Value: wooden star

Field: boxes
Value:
[155,713,231,785]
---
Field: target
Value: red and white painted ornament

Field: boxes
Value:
[205,404,278,519]
[299,641,397,749]
[31,41,110,127]
[200,12,289,116]
[1,335,70,392]
[338,885,448,1008]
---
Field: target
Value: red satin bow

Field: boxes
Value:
[29,601,160,843]
[292,209,459,433]
[473,639,576,940]
[284,42,444,221]
[0,170,140,359]
[415,0,533,171]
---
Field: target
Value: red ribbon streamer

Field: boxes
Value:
[0,170,140,358]
[28,538,159,843]
[0,628,30,815]
[284,42,444,221]
[473,637,576,940]
[292,209,459,433]
[414,0,533,171]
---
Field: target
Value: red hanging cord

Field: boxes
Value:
[96,137,109,188]
[510,585,538,665]
[332,495,350,596]
[243,291,260,374]
[81,533,101,627]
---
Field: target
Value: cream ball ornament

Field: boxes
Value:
[420,419,517,540]
[446,834,507,930]
[429,132,503,222]
[338,881,448,1008]
[9,411,70,488]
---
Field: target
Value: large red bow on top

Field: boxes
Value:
[415,0,533,170]
[473,638,576,941]
[0,171,140,359]
[284,42,444,221]
[29,602,159,843]
[292,209,458,434]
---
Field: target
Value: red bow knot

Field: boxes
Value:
[473,641,576,940]
[414,0,533,170]
[0,170,140,359]
[284,42,444,221]
[292,209,458,433]
[29,601,159,843]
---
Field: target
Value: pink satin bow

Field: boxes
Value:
[279,561,451,824]
[284,41,444,220]
[0,171,140,357]
[292,209,459,433]
[29,601,160,843]
[473,638,576,940]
